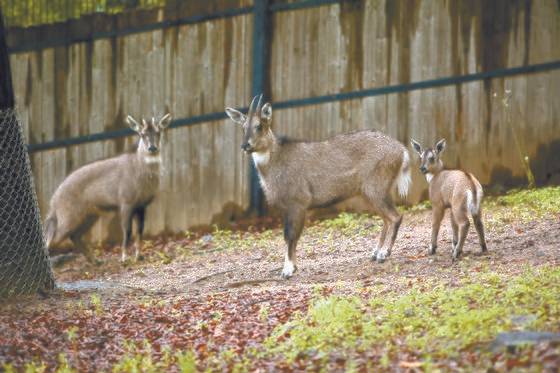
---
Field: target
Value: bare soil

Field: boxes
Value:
[53,208,560,297]
[1,207,559,371]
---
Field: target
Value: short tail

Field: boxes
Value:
[396,149,412,198]
[465,186,483,215]
[44,214,57,248]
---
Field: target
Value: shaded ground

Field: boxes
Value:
[1,188,559,371]
[51,203,560,296]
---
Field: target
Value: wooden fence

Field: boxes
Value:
[5,0,560,244]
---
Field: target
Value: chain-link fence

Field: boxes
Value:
[0,108,55,297]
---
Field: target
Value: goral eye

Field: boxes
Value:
[429,157,435,163]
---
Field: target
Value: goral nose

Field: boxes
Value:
[241,143,251,151]
[148,145,158,153]
[420,166,428,174]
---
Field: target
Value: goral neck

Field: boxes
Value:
[136,152,162,177]
[425,162,444,184]
[251,134,280,175]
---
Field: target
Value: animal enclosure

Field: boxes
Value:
[4,0,560,244]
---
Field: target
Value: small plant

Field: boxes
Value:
[55,354,75,373]
[112,341,160,373]
[195,320,208,331]
[89,294,103,316]
[211,311,223,321]
[156,250,173,264]
[65,326,79,342]
[176,351,197,373]
[258,304,270,322]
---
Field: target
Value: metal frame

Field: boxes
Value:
[7,0,560,215]
[6,0,342,54]
[249,0,270,215]
[26,59,560,153]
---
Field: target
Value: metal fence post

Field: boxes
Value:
[250,0,269,216]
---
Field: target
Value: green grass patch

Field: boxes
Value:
[188,212,382,255]
[311,212,382,237]
[484,186,560,230]
[261,265,560,368]
[487,186,560,219]
[193,225,279,253]
[183,187,559,254]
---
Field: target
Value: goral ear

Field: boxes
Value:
[158,113,172,129]
[435,138,446,155]
[261,103,272,126]
[410,138,423,156]
[126,115,141,133]
[225,107,247,125]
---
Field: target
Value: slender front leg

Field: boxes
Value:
[430,206,445,255]
[134,207,146,261]
[372,220,388,260]
[120,205,134,263]
[282,207,306,279]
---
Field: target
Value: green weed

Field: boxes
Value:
[484,186,560,230]
[89,294,103,316]
[311,212,382,238]
[261,265,560,367]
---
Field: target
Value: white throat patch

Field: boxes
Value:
[138,139,162,164]
[425,173,434,183]
[143,154,162,164]
[252,151,270,168]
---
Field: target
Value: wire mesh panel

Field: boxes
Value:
[0,108,55,297]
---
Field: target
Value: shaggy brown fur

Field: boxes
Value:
[227,95,411,278]
[45,114,172,263]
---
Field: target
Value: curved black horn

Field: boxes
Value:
[247,95,259,120]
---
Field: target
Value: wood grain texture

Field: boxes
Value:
[11,6,252,244]
[8,0,560,245]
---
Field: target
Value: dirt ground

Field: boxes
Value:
[53,208,560,296]
[1,203,559,371]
